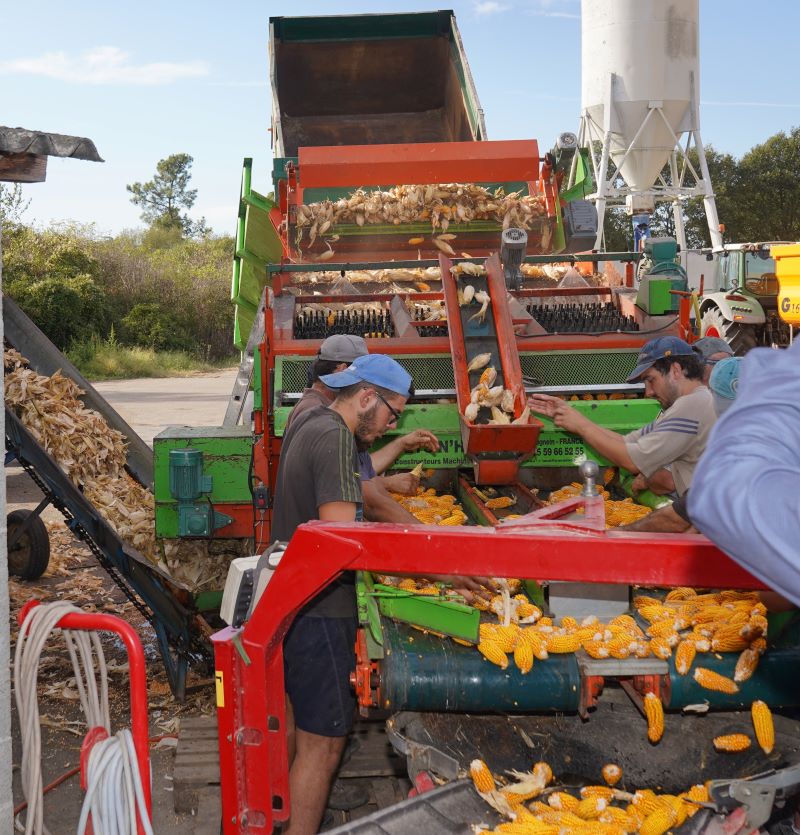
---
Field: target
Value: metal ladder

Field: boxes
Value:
[223,289,266,426]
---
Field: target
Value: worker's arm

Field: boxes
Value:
[619,504,692,533]
[318,501,358,522]
[361,479,420,524]
[528,394,638,472]
[379,472,419,495]
[689,343,800,606]
[632,469,676,495]
[370,429,440,475]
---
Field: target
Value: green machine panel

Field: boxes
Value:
[154,426,253,538]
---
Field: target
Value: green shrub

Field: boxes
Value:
[120,302,191,351]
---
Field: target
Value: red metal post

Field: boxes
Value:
[18,603,152,832]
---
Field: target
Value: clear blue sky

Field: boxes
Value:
[3,0,798,236]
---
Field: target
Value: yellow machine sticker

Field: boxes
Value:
[780,291,800,325]
[215,670,225,707]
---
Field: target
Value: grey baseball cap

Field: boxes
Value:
[318,334,369,363]
[692,336,734,361]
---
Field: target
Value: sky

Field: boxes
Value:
[3,0,799,236]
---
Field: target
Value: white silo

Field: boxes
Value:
[576,0,722,250]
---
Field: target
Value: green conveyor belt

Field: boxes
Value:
[379,620,581,712]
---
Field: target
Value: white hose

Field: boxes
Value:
[13,601,153,835]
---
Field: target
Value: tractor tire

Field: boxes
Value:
[7,509,50,581]
[701,306,758,356]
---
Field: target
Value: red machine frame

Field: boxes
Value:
[212,523,765,833]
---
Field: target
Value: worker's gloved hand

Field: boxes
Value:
[398,429,440,453]
[381,472,420,495]
[429,575,498,604]
[527,394,585,434]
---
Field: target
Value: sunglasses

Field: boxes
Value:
[373,390,401,426]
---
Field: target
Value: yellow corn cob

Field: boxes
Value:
[607,635,635,659]
[438,513,464,526]
[734,647,760,682]
[663,795,689,826]
[630,789,659,817]
[516,602,540,621]
[494,624,520,652]
[519,629,549,660]
[529,800,552,815]
[575,795,607,820]
[583,640,610,659]
[647,619,682,639]
[471,596,491,611]
[533,761,553,785]
[414,585,441,596]
[545,632,582,654]
[477,640,509,669]
[548,791,579,811]
[610,614,641,634]
[674,639,697,676]
[644,692,664,743]
[693,636,712,653]
[632,640,651,658]
[598,806,638,832]
[513,641,534,674]
[580,785,615,801]
[752,636,767,655]
[451,636,473,646]
[711,628,750,653]
[397,578,418,591]
[648,637,673,660]
[601,763,622,787]
[713,733,752,752]
[684,784,710,804]
[693,667,739,694]
[666,587,697,601]
[485,496,515,510]
[752,700,775,755]
[469,758,496,793]
[561,616,578,631]
[741,614,768,640]
[638,804,678,835]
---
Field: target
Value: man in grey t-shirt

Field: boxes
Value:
[528,336,717,497]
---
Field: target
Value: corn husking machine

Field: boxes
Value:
[144,11,800,833]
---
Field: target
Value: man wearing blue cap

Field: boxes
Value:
[528,336,717,497]
[272,353,493,834]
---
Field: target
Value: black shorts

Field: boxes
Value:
[284,613,357,737]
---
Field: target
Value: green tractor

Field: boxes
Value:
[698,242,793,353]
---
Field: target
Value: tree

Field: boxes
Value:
[126,153,201,236]
[0,183,31,224]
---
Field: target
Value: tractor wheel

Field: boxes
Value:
[701,306,758,356]
[7,509,51,581]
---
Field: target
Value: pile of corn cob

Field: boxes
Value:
[4,349,243,592]
[547,482,653,528]
[468,757,721,834]
[389,486,469,526]
[295,182,548,245]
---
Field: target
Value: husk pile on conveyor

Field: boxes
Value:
[295,182,548,246]
[4,348,239,592]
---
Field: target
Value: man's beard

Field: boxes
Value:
[355,403,380,447]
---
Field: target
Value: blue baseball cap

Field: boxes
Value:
[626,336,695,382]
[320,354,413,397]
[709,356,742,401]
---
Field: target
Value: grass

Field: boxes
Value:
[66,335,237,380]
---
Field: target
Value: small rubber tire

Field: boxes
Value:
[7,509,50,581]
[701,306,758,355]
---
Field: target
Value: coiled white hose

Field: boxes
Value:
[14,601,153,834]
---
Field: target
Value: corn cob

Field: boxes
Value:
[560,616,578,631]
[684,784,710,804]
[638,804,678,835]
[516,602,541,621]
[630,789,659,817]
[513,641,534,675]
[477,640,509,669]
[693,667,739,694]
[494,624,521,652]
[547,791,579,811]
[607,635,635,659]
[397,577,418,591]
[438,512,465,526]
[519,629,549,660]
[647,618,683,639]
[644,692,664,744]
[545,632,582,654]
[734,647,760,682]
[752,700,775,754]
[575,795,607,819]
[414,585,441,596]
[637,605,672,623]
[741,614,768,640]
[532,761,553,786]
[666,587,697,601]
[601,763,622,787]
[598,806,638,832]
[469,758,496,793]
[485,496,515,510]
[674,639,697,676]
[710,627,750,653]
[648,637,673,660]
[583,640,610,659]
[713,733,751,752]
[580,785,615,801]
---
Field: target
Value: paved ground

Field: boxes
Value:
[7,369,237,833]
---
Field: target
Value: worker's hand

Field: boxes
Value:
[527,394,585,434]
[381,472,419,495]
[398,429,440,453]
[631,473,648,494]
[429,575,498,604]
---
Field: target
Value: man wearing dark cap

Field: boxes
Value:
[273,354,493,834]
[692,335,734,384]
[528,336,717,497]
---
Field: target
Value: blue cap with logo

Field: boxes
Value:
[709,356,742,401]
[626,336,695,382]
[320,353,413,398]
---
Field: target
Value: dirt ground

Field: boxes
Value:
[6,369,236,832]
